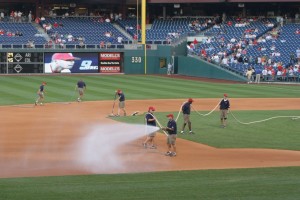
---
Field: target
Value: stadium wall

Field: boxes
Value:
[0,45,247,82]
[178,55,247,82]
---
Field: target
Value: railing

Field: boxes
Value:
[0,43,161,50]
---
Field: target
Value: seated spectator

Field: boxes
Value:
[295,29,300,34]
[0,29,5,35]
[230,37,236,43]
[200,48,207,57]
[270,45,276,51]
[45,40,53,48]
[105,17,110,23]
[15,31,23,36]
[53,22,59,28]
[7,31,12,37]
[67,33,73,42]
[105,31,111,37]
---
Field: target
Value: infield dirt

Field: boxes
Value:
[0,98,300,178]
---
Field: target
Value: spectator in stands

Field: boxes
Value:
[17,11,22,23]
[26,40,34,48]
[28,11,32,23]
[67,33,73,42]
[117,36,123,44]
[270,44,276,51]
[105,17,110,23]
[290,53,295,64]
[53,22,59,28]
[15,31,23,36]
[59,22,64,27]
[296,48,300,60]
[45,40,53,48]
[295,29,300,34]
[221,56,229,67]
[230,37,236,43]
[288,67,295,81]
[0,29,5,35]
[100,41,105,48]
[0,11,4,21]
[201,48,207,58]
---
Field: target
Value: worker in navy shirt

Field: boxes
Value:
[35,82,47,106]
[116,89,126,116]
[76,79,86,102]
[181,98,194,134]
[143,106,157,149]
[219,93,230,128]
[162,114,177,157]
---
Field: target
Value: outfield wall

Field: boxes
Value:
[178,55,247,82]
[0,45,246,82]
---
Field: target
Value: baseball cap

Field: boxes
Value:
[166,114,174,118]
[52,53,80,61]
[148,106,155,111]
[224,93,228,97]
[188,98,194,102]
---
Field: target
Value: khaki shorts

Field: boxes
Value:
[167,134,176,145]
[119,101,125,108]
[38,92,44,98]
[78,88,84,95]
[148,132,156,137]
[183,114,191,123]
[220,109,228,119]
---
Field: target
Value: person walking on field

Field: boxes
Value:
[143,106,157,149]
[181,98,194,134]
[162,114,177,157]
[76,79,86,102]
[116,89,126,116]
[219,93,230,128]
[35,82,47,106]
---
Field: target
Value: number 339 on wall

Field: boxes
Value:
[131,56,142,63]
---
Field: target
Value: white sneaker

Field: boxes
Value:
[180,131,184,134]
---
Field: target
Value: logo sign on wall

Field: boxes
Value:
[44,52,98,73]
[99,53,123,73]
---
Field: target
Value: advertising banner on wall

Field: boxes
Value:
[44,52,99,73]
[99,52,123,73]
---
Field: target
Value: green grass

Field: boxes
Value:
[0,167,299,200]
[113,110,300,150]
[0,75,300,105]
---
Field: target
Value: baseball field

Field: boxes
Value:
[0,74,299,200]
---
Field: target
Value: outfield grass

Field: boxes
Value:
[0,75,300,105]
[0,167,299,200]
[113,110,300,151]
